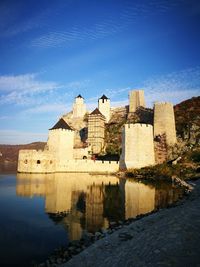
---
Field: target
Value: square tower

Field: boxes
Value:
[88,108,106,154]
[129,90,145,113]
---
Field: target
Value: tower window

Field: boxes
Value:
[37,160,41,164]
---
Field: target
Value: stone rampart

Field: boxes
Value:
[18,150,119,174]
[18,149,55,173]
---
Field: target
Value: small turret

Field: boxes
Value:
[72,95,86,118]
[98,94,110,123]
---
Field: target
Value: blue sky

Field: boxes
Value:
[0,0,200,144]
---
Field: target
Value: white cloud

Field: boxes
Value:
[0,73,60,93]
[25,103,68,114]
[0,73,89,107]
[0,130,47,144]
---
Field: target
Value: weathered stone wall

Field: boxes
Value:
[153,102,177,146]
[120,123,155,169]
[72,97,86,118]
[154,133,168,164]
[129,90,145,113]
[98,98,110,123]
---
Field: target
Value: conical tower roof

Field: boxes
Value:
[99,94,109,100]
[76,94,84,99]
[49,118,73,130]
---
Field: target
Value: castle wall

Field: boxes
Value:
[18,152,119,173]
[98,98,110,122]
[153,102,176,145]
[55,159,119,173]
[129,90,145,113]
[73,147,89,159]
[17,149,55,173]
[120,123,155,169]
[72,97,86,118]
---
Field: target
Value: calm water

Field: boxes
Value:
[0,173,184,266]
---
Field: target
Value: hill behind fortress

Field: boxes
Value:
[0,96,199,168]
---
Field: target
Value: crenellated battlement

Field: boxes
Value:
[124,123,152,130]
[154,101,173,106]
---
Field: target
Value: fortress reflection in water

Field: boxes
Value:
[16,173,183,241]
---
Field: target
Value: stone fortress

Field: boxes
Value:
[17,90,177,173]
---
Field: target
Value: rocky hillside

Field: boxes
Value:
[0,142,46,163]
[174,96,200,145]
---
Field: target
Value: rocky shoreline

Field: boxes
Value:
[35,177,196,267]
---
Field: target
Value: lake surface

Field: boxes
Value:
[0,173,184,266]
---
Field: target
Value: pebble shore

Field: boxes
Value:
[55,179,200,267]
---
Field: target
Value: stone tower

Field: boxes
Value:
[153,102,176,146]
[87,108,106,154]
[129,90,145,113]
[47,118,74,161]
[72,94,86,118]
[120,123,155,169]
[98,94,110,123]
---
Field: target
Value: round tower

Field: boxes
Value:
[47,118,74,161]
[98,94,110,123]
[72,94,86,118]
[153,102,176,146]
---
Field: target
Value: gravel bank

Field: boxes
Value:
[60,179,200,267]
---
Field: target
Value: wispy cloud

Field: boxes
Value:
[0,130,47,144]
[0,73,89,107]
[30,0,184,48]
[143,66,200,106]
[24,103,67,114]
[96,66,200,109]
[0,73,62,106]
[0,73,60,93]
